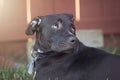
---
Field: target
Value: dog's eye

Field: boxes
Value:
[51,22,62,30]
[52,23,58,29]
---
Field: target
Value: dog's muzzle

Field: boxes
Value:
[67,36,78,45]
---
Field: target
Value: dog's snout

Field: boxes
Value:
[68,36,77,44]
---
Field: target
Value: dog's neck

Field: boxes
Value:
[32,41,86,79]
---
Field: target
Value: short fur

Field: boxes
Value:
[26,13,120,80]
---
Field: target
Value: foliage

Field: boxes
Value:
[102,46,120,55]
[0,67,33,80]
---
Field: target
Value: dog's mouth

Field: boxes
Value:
[35,43,76,58]
[50,38,78,53]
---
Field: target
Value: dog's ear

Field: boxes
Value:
[68,14,74,22]
[25,17,42,35]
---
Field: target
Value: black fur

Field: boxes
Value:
[34,43,120,80]
[26,13,120,80]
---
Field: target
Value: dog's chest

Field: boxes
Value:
[35,62,86,80]
[35,58,66,80]
[35,55,80,80]
[35,67,65,80]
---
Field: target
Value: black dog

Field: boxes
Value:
[26,13,120,80]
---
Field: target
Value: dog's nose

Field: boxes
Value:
[68,36,77,44]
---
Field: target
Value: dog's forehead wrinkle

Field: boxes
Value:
[42,14,72,24]
[42,17,59,26]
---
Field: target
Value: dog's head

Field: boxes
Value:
[26,13,79,53]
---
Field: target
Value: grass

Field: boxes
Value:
[0,67,33,80]
[102,47,120,55]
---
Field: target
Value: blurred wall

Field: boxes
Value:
[0,0,27,41]
[0,0,120,41]
[79,0,120,34]
[0,0,27,65]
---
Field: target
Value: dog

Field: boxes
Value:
[26,13,120,80]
